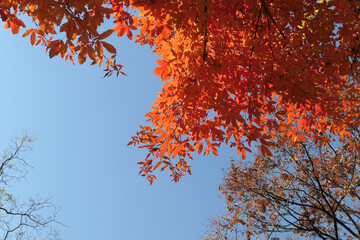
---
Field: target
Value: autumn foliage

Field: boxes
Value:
[2,0,360,182]
[206,128,360,239]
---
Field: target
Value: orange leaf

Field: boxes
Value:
[101,41,116,54]
[4,21,10,30]
[261,145,272,156]
[211,146,219,156]
[78,48,87,64]
[30,32,36,46]
[160,165,168,171]
[241,148,246,160]
[22,29,33,37]
[16,19,26,28]
[98,29,113,40]
[49,42,61,58]
[126,27,133,40]
[11,23,20,34]
[114,24,126,37]
[154,59,168,78]
[69,55,75,65]
[95,42,103,58]
[156,59,166,66]
[153,161,162,171]
[87,46,96,60]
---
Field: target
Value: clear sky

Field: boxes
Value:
[0,21,238,239]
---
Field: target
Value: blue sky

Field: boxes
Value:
[0,22,238,240]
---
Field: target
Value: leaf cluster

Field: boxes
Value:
[3,0,360,182]
[207,127,360,240]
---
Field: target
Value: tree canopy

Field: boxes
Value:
[2,0,360,182]
[205,127,360,239]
